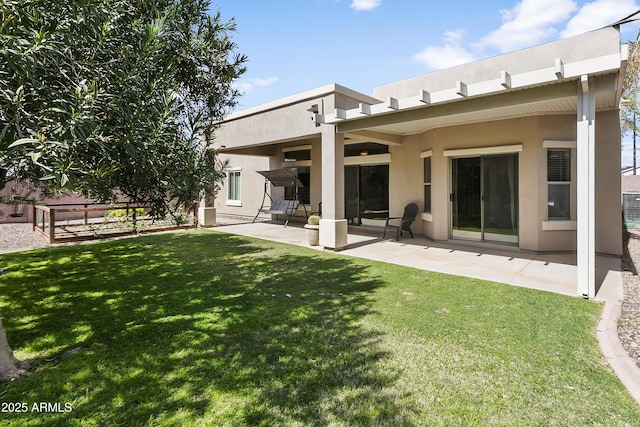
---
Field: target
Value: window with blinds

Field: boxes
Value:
[423,156,431,214]
[547,149,570,219]
[228,170,241,201]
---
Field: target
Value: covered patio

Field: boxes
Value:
[211,217,621,301]
[209,26,627,300]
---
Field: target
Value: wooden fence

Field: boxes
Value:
[33,202,198,244]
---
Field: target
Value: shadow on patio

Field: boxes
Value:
[212,215,621,302]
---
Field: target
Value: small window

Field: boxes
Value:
[547,149,570,219]
[284,150,311,162]
[423,157,431,214]
[228,170,241,204]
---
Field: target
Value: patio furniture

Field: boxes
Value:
[253,169,308,227]
[383,203,419,241]
[254,199,300,227]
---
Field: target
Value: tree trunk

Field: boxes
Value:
[0,319,27,382]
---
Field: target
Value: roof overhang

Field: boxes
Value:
[317,49,628,136]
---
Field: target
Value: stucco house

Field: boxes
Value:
[201,26,628,299]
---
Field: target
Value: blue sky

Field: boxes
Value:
[216,0,640,165]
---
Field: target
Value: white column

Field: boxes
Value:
[198,194,217,227]
[576,75,596,298]
[319,124,348,250]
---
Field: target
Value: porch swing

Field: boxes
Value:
[252,169,308,227]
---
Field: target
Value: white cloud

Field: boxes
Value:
[350,0,381,11]
[561,0,639,38]
[411,0,640,72]
[479,0,578,53]
[233,76,278,93]
[412,30,476,70]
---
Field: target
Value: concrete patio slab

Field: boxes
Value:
[212,219,613,300]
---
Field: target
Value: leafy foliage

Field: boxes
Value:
[622,36,640,148]
[0,0,246,215]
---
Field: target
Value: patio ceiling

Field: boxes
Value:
[331,76,620,138]
[320,49,626,139]
[337,86,579,136]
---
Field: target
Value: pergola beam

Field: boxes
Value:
[319,52,623,126]
[343,129,403,146]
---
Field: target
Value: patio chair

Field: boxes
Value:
[383,203,419,241]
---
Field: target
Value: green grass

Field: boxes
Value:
[0,230,638,426]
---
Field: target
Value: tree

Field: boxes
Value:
[0,0,246,381]
[620,13,640,170]
[621,34,640,170]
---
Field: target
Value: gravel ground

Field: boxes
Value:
[0,223,50,254]
[2,222,640,369]
[620,230,640,369]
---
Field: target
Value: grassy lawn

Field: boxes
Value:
[0,230,638,426]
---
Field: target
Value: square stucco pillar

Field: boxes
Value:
[198,194,216,227]
[577,75,596,299]
[319,124,347,250]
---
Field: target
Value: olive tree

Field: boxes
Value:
[0,0,246,381]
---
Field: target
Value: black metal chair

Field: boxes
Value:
[383,203,419,241]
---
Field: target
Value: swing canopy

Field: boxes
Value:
[253,169,308,227]
[256,169,303,187]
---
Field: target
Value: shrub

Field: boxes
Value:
[307,215,320,226]
[105,207,146,218]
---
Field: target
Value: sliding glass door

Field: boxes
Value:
[451,154,518,244]
[452,157,482,240]
[344,165,389,224]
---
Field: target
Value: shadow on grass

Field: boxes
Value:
[0,231,414,425]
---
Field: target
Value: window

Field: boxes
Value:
[227,169,241,206]
[283,145,311,163]
[420,150,433,221]
[284,150,311,162]
[423,156,432,214]
[547,149,571,219]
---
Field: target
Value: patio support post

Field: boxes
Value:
[198,194,216,227]
[319,124,348,250]
[576,75,596,298]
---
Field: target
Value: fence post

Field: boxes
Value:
[32,204,36,232]
[49,208,56,243]
[84,204,88,225]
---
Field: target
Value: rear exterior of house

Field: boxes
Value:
[203,27,628,298]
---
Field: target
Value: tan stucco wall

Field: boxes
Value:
[594,109,622,256]
[216,89,380,153]
[215,154,274,218]
[385,113,621,255]
[409,116,541,250]
[217,109,622,255]
[215,98,327,152]
[216,140,325,220]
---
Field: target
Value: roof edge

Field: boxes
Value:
[224,83,380,122]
